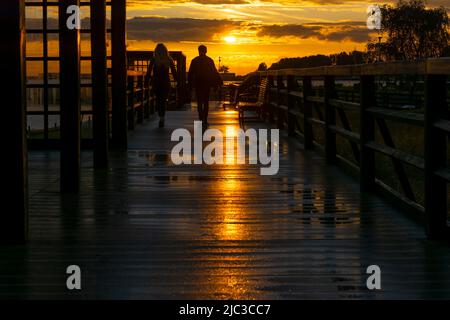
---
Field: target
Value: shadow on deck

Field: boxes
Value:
[1,103,450,299]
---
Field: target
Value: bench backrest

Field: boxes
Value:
[231,87,239,104]
[257,78,269,104]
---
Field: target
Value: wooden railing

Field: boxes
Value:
[126,70,152,131]
[127,50,189,107]
[249,58,450,240]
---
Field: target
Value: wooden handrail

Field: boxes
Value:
[252,58,450,77]
[126,72,152,130]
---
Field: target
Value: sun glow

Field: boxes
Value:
[224,36,237,44]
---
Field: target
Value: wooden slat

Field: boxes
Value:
[329,125,360,143]
[366,141,425,170]
[329,99,359,111]
[361,61,426,76]
[269,66,327,77]
[425,58,450,75]
[433,119,450,133]
[374,179,425,215]
[308,118,325,127]
[306,96,325,104]
[434,168,450,182]
[367,107,424,126]
[289,90,303,99]
[289,110,303,118]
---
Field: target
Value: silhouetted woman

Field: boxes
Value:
[146,43,177,128]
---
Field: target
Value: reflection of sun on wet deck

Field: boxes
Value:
[2,104,450,299]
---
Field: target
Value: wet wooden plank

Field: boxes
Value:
[1,103,450,299]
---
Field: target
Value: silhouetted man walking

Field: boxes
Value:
[188,45,222,126]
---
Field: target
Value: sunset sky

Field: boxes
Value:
[124,0,448,75]
[24,0,449,76]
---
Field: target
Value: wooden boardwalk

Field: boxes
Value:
[1,103,450,299]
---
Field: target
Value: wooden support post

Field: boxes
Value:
[424,74,448,240]
[175,55,183,107]
[144,81,150,120]
[324,76,336,163]
[180,55,187,105]
[137,75,144,124]
[302,76,314,150]
[267,75,275,123]
[111,0,128,149]
[276,75,284,128]
[91,0,108,168]
[1,0,28,244]
[59,0,81,193]
[359,75,376,192]
[127,76,135,130]
[287,75,296,136]
[43,0,49,141]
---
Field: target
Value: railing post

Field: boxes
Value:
[59,0,81,193]
[287,75,296,136]
[324,75,336,163]
[127,76,135,130]
[144,80,150,120]
[424,74,448,240]
[302,76,314,150]
[276,75,284,128]
[150,96,156,115]
[1,0,28,244]
[91,0,108,168]
[267,75,275,123]
[137,75,144,124]
[359,75,376,192]
[111,0,128,149]
[180,54,187,105]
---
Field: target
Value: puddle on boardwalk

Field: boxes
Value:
[275,186,362,226]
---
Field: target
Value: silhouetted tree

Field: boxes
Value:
[269,55,331,70]
[257,62,268,71]
[330,51,366,65]
[268,51,365,70]
[218,65,230,73]
[367,0,449,61]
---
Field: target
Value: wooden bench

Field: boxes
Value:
[237,78,268,126]
[222,84,239,110]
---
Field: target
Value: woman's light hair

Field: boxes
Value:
[154,43,173,68]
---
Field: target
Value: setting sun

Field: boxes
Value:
[224,36,237,44]
[124,0,377,75]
